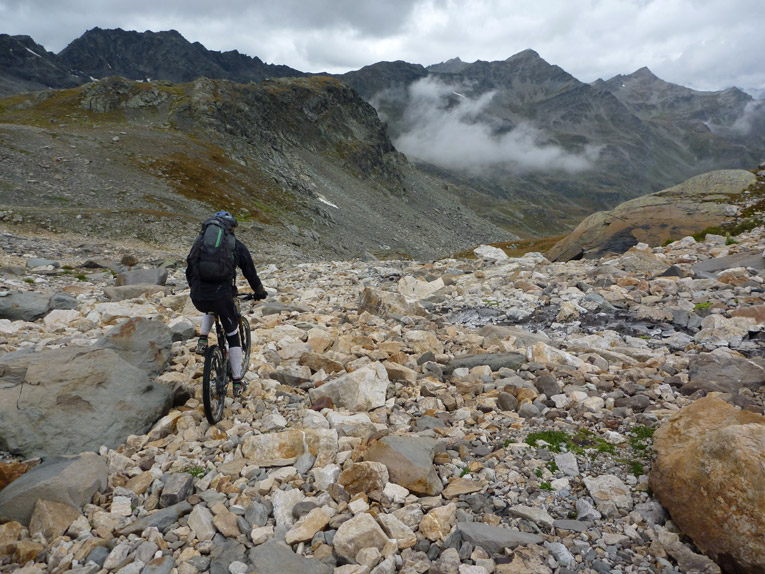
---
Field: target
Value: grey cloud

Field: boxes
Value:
[389,77,601,174]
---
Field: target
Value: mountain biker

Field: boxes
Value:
[186,211,267,397]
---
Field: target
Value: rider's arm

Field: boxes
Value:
[235,240,267,298]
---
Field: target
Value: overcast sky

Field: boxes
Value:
[2,0,764,93]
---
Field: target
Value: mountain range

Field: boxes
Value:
[1,27,764,247]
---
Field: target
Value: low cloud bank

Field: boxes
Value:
[377,77,600,174]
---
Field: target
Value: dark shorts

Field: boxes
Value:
[192,297,239,335]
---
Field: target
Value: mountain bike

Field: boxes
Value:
[202,293,253,424]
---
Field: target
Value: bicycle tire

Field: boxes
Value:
[202,345,226,424]
[239,316,251,377]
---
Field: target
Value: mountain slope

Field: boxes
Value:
[0,76,509,260]
[57,27,305,84]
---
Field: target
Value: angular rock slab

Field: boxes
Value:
[308,362,389,412]
[456,522,543,555]
[0,453,107,525]
[248,540,332,574]
[0,291,50,321]
[94,317,173,375]
[0,346,173,458]
[650,395,765,574]
[443,352,526,376]
[242,429,338,467]
[365,435,442,495]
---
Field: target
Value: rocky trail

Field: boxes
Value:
[0,224,763,574]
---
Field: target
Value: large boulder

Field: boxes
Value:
[0,453,108,525]
[93,317,173,374]
[683,350,765,394]
[365,435,443,495]
[308,362,389,412]
[547,170,756,261]
[0,291,50,321]
[650,395,765,574]
[0,346,173,457]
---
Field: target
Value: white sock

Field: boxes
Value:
[201,314,214,336]
[229,346,243,379]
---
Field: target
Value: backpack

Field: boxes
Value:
[189,217,237,282]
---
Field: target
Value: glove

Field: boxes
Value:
[253,284,267,300]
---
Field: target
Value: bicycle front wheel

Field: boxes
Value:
[202,345,226,424]
[239,315,251,378]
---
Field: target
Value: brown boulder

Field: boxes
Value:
[548,170,756,261]
[650,395,765,574]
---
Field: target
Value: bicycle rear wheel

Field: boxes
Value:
[239,316,251,377]
[202,345,226,424]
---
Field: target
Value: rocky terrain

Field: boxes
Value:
[0,199,763,574]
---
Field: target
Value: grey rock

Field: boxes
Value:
[294,452,316,474]
[49,292,78,310]
[575,499,602,521]
[456,522,543,554]
[684,352,765,394]
[94,317,173,374]
[248,540,332,574]
[170,319,195,342]
[104,284,168,301]
[27,257,59,268]
[141,556,175,574]
[245,501,271,528]
[691,251,764,279]
[0,291,50,321]
[160,472,194,507]
[534,374,560,397]
[0,346,173,458]
[210,537,247,574]
[553,519,591,532]
[87,545,110,567]
[365,435,442,495]
[116,267,168,286]
[443,353,526,375]
[497,392,518,412]
[0,453,107,525]
[118,501,192,535]
[518,402,541,418]
[554,452,579,477]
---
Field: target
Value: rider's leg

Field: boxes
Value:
[226,329,242,379]
[226,329,245,396]
[196,313,215,354]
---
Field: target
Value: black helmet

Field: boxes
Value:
[214,210,238,229]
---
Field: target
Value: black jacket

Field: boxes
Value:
[186,238,265,301]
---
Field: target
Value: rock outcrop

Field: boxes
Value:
[547,170,757,261]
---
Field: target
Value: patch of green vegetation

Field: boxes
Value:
[525,430,572,453]
[460,467,470,477]
[75,273,88,282]
[629,425,655,451]
[539,481,552,491]
[24,278,34,284]
[534,467,543,478]
[181,466,207,479]
[546,460,559,473]
[628,460,645,476]
[694,301,713,310]
[572,428,616,455]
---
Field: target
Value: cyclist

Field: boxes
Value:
[186,211,267,397]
